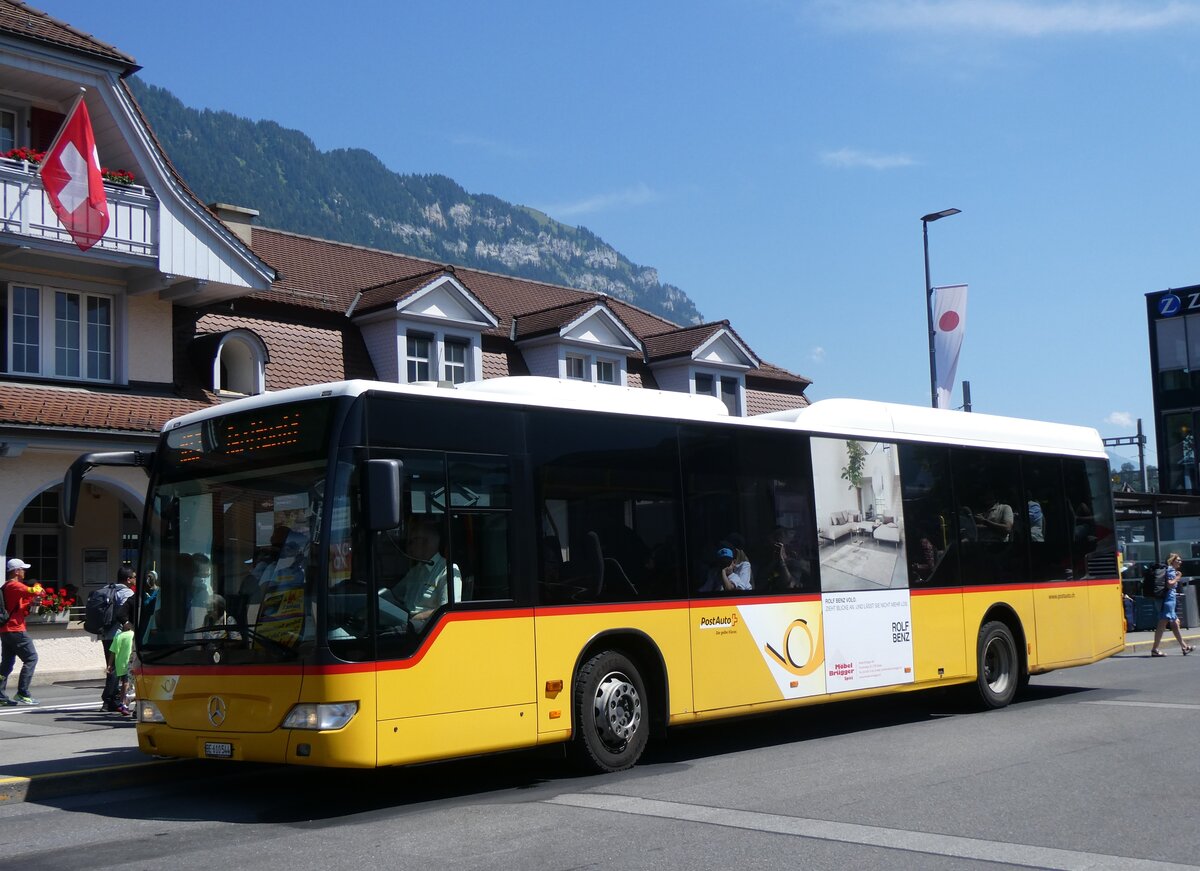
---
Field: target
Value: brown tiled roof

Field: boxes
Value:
[749,363,811,387]
[511,296,642,344]
[0,1,138,72]
[746,387,810,416]
[250,228,678,340]
[643,321,729,361]
[194,312,376,390]
[248,227,809,391]
[353,267,451,315]
[0,382,206,435]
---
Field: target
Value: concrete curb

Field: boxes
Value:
[1123,631,1200,652]
[0,757,226,804]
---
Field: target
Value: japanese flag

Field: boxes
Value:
[933,284,968,410]
[38,95,110,251]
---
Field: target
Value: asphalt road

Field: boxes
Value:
[1,647,1197,871]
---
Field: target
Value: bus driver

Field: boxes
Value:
[380,517,462,631]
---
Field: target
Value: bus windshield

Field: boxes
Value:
[139,458,326,665]
[137,399,338,665]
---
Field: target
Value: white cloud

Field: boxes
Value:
[820,148,916,170]
[1106,411,1135,428]
[810,0,1200,36]
[538,183,661,218]
[811,346,827,363]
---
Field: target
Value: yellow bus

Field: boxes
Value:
[63,378,1122,772]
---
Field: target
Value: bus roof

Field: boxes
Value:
[163,378,1105,458]
[765,399,1105,458]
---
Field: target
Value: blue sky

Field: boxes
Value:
[43,0,1200,467]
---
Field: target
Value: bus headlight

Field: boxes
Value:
[138,700,165,723]
[281,701,358,731]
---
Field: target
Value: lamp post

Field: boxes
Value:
[921,208,961,408]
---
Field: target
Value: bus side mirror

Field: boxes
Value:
[365,459,404,531]
[61,451,151,527]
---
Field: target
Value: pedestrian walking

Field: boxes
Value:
[107,619,135,716]
[1151,552,1195,657]
[0,557,45,705]
[98,567,135,712]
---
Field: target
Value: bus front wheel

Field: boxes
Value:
[571,650,648,773]
[975,621,1018,709]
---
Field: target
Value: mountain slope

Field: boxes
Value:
[130,78,702,324]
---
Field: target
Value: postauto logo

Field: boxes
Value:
[699,613,739,630]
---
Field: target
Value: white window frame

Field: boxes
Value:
[443,336,469,384]
[565,354,587,380]
[406,332,432,382]
[0,106,18,154]
[693,369,743,415]
[7,283,116,383]
[399,329,477,385]
[595,358,617,384]
[559,350,624,384]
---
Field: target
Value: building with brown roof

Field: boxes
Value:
[0,1,810,600]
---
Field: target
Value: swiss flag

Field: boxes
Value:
[38,96,110,251]
[932,284,968,409]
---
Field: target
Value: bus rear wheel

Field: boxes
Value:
[571,650,648,773]
[975,621,1018,709]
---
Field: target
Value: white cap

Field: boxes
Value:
[6,558,31,572]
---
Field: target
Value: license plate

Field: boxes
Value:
[204,741,233,759]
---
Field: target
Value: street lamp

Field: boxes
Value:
[922,208,961,409]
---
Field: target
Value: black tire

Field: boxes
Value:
[975,621,1018,709]
[570,650,649,773]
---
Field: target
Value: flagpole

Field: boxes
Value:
[920,208,961,408]
[40,90,86,166]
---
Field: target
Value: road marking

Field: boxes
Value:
[546,793,1198,871]
[1083,700,1200,711]
[0,700,101,715]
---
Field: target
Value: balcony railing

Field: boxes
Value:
[0,158,157,257]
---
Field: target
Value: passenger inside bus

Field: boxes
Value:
[759,526,810,592]
[975,493,1014,542]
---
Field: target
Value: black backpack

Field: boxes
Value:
[0,582,9,625]
[83,583,118,635]
[1142,564,1168,599]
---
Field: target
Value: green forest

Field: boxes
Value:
[130,79,701,325]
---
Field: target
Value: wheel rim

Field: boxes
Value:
[592,670,642,751]
[983,635,1013,696]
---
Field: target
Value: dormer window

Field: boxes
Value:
[6,284,114,382]
[212,329,268,396]
[350,272,497,387]
[513,298,640,387]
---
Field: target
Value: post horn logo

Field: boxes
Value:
[764,618,824,676]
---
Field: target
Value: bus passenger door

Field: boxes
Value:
[370,452,537,765]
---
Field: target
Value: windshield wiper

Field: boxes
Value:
[139,625,299,661]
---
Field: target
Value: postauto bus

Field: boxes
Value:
[62,378,1122,772]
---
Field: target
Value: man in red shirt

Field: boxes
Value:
[1,558,44,706]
